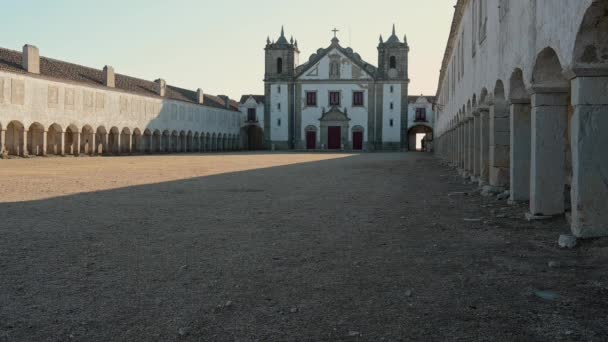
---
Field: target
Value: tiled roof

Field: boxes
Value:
[0,47,239,111]
[239,95,265,104]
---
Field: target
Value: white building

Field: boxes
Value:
[0,44,242,157]
[433,0,608,238]
[238,95,265,150]
[259,26,410,151]
[407,95,435,151]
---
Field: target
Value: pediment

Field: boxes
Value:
[319,108,350,122]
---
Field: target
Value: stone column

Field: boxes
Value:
[74,131,80,156]
[60,132,65,156]
[22,130,28,157]
[127,134,133,154]
[489,102,510,189]
[569,76,608,238]
[0,129,6,154]
[457,124,463,169]
[478,107,490,186]
[116,134,121,155]
[42,131,48,156]
[103,135,109,155]
[149,136,154,154]
[530,88,568,217]
[467,119,474,175]
[463,122,469,175]
[473,112,481,178]
[509,99,532,202]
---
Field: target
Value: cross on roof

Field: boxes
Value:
[332,28,339,38]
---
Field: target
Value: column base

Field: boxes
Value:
[525,212,558,221]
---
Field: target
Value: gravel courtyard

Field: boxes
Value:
[1,152,606,341]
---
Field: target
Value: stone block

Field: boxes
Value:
[571,77,608,105]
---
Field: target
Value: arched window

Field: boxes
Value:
[277,58,283,74]
[389,56,397,69]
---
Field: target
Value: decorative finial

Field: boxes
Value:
[290,36,294,44]
[404,34,408,44]
[295,40,298,48]
[379,35,384,44]
[392,24,396,36]
[267,36,271,44]
[281,25,285,37]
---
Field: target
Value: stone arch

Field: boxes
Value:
[509,68,528,101]
[178,131,186,152]
[211,133,217,151]
[532,48,568,87]
[186,131,193,152]
[120,128,132,154]
[479,88,489,105]
[47,123,63,155]
[171,131,179,153]
[152,130,162,153]
[143,129,152,153]
[489,80,510,188]
[528,47,571,217]
[95,126,108,155]
[65,124,80,156]
[162,130,170,152]
[205,133,211,152]
[408,125,433,152]
[572,0,608,69]
[193,132,200,152]
[133,128,142,153]
[27,122,45,156]
[109,127,120,155]
[6,120,25,156]
[79,125,95,156]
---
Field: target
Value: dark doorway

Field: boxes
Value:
[306,131,316,150]
[328,126,341,150]
[353,131,363,150]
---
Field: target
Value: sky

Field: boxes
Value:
[1,0,456,100]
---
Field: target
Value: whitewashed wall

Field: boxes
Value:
[382,83,401,142]
[269,83,289,141]
[0,70,241,135]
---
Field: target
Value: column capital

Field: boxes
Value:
[528,84,569,95]
[508,98,531,105]
[563,67,608,80]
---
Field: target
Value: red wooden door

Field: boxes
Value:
[306,131,316,150]
[353,131,363,150]
[328,126,341,150]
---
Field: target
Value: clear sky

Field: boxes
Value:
[1,0,456,99]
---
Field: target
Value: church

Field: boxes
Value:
[255,26,410,151]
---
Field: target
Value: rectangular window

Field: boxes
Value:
[353,91,364,106]
[247,108,256,122]
[277,103,281,111]
[306,91,317,106]
[415,108,427,122]
[277,86,281,94]
[329,91,340,106]
[390,85,394,93]
[390,102,394,110]
[390,119,394,127]
[277,118,281,126]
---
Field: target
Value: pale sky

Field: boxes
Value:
[1,0,456,99]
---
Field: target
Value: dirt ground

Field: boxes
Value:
[0,152,606,341]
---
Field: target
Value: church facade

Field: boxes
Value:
[262,26,410,151]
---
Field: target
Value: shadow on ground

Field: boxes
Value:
[0,153,606,341]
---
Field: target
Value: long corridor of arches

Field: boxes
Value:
[0,120,241,158]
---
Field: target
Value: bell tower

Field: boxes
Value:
[263,26,300,149]
[378,24,409,80]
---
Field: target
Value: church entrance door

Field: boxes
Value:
[353,131,363,150]
[328,126,341,150]
[306,131,316,150]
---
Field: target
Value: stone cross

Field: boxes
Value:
[332,28,339,38]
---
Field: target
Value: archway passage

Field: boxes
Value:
[408,125,433,152]
[80,125,95,156]
[47,124,63,156]
[27,122,45,156]
[65,125,79,156]
[143,130,152,153]
[96,126,108,155]
[242,126,265,151]
[6,121,25,156]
